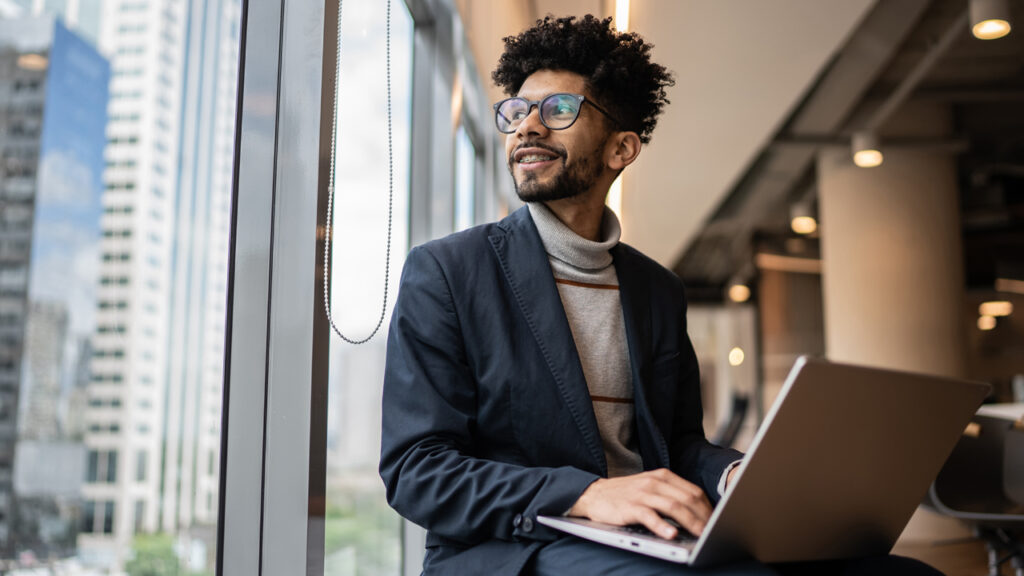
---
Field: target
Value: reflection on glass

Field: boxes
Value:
[454,125,476,232]
[0,0,240,571]
[324,1,413,574]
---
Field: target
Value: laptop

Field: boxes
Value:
[538,356,990,567]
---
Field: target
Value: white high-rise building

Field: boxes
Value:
[78,0,187,566]
[161,0,238,537]
[79,0,239,568]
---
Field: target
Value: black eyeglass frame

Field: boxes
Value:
[492,93,621,134]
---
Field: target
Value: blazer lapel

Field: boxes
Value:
[613,245,671,469]
[489,208,607,474]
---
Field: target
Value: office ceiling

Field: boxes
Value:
[458,0,876,267]
[675,0,1024,300]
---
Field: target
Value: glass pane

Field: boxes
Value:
[323,0,414,574]
[0,0,241,570]
[454,125,476,232]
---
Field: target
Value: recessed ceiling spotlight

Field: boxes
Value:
[852,132,883,168]
[977,315,997,331]
[971,0,1012,40]
[728,283,751,303]
[979,300,1013,317]
[790,203,817,235]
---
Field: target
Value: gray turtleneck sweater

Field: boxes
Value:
[528,202,643,478]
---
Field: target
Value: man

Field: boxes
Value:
[380,15,940,576]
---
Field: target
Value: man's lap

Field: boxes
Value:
[528,537,944,576]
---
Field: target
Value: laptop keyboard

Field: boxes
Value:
[616,524,697,544]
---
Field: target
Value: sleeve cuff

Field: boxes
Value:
[716,459,744,497]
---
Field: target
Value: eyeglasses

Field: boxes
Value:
[493,93,619,134]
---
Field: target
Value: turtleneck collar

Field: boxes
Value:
[527,202,621,271]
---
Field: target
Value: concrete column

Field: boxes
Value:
[817,102,966,378]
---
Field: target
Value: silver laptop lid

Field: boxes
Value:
[691,356,990,566]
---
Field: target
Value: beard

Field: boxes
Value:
[509,140,604,203]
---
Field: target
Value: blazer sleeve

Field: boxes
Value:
[379,246,599,545]
[668,291,745,504]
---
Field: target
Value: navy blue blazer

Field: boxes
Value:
[380,206,743,575]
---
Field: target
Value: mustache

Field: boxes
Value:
[511,141,566,159]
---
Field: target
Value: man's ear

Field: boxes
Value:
[605,131,642,171]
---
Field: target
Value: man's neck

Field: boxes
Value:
[542,194,607,242]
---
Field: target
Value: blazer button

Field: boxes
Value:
[521,517,534,532]
[513,514,522,528]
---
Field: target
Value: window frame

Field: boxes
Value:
[219,0,500,574]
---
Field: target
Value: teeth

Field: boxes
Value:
[519,154,554,163]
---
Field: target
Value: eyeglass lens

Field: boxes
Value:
[495,94,582,133]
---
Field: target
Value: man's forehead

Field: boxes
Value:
[516,69,588,97]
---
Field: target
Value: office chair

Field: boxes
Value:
[925,414,1024,576]
[711,393,749,448]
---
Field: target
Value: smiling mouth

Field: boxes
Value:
[512,145,563,167]
[518,154,556,164]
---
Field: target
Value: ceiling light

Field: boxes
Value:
[615,0,630,32]
[978,315,997,331]
[790,202,817,235]
[17,53,48,70]
[728,283,751,303]
[728,347,745,367]
[852,132,883,168]
[970,0,1012,40]
[791,217,817,235]
[979,300,1013,317]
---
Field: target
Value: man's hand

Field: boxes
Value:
[568,468,712,540]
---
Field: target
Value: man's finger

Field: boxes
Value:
[646,475,713,522]
[640,493,705,538]
[635,507,679,540]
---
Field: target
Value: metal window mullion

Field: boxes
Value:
[402,2,442,575]
[408,16,438,249]
[218,0,284,572]
[219,0,325,574]
[260,0,326,572]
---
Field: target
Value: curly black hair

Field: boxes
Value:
[492,14,674,144]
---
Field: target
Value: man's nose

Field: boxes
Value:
[515,105,548,138]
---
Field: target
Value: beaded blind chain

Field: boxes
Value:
[323,0,394,344]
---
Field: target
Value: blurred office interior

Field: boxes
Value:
[454,3,1024,572]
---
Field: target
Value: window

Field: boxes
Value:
[81,500,96,533]
[86,450,99,482]
[106,451,118,483]
[86,450,118,483]
[455,124,477,231]
[3,10,241,561]
[102,501,114,534]
[117,24,147,34]
[319,0,432,572]
[219,0,501,572]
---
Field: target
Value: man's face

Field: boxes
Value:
[505,70,612,203]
